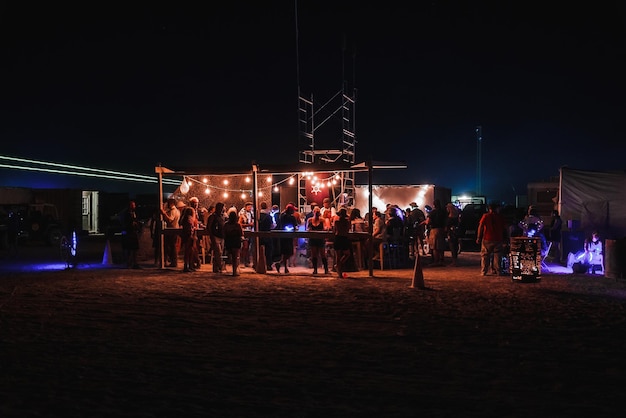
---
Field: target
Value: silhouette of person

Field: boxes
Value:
[180,197,200,272]
[238,202,254,268]
[160,197,180,267]
[446,202,460,266]
[333,208,351,278]
[476,203,507,275]
[307,205,329,274]
[408,202,426,257]
[223,210,244,276]
[275,204,298,274]
[121,200,141,269]
[258,201,274,269]
[548,209,562,261]
[208,202,225,273]
[422,199,447,266]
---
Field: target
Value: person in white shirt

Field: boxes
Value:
[320,197,336,226]
[160,197,181,267]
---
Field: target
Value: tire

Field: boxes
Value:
[47,228,63,246]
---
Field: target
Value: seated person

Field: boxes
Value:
[585,230,603,273]
[567,230,603,274]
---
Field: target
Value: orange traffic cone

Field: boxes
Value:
[256,245,267,274]
[102,239,113,265]
[410,254,425,289]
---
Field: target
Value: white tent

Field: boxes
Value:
[559,167,626,239]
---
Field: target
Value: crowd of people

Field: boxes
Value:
[139,196,468,276]
[124,195,603,277]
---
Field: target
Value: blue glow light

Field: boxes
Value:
[71,231,77,257]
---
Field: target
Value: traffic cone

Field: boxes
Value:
[410,254,425,289]
[256,245,267,273]
[102,239,113,265]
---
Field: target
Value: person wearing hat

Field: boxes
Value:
[160,197,181,267]
[423,199,448,266]
[408,202,426,257]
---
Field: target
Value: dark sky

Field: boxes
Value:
[2,1,625,202]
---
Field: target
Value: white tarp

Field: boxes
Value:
[559,167,626,239]
[354,184,435,217]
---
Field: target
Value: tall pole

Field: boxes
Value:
[252,163,261,272]
[368,160,374,277]
[156,164,165,269]
[475,125,482,196]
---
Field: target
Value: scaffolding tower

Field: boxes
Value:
[297,84,357,212]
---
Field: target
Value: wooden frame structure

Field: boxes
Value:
[155,161,406,277]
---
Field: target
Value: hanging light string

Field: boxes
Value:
[180,173,301,194]
[175,171,343,202]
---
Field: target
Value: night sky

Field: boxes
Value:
[2,2,625,202]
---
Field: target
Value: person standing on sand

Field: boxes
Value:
[446,202,460,266]
[421,199,447,266]
[121,200,141,269]
[258,201,274,270]
[160,197,181,267]
[307,206,329,275]
[548,209,562,261]
[180,197,200,272]
[275,204,299,274]
[207,202,225,273]
[476,202,507,276]
[223,210,244,276]
[333,208,351,278]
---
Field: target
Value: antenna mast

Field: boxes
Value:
[475,125,482,196]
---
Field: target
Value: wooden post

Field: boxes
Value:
[256,244,267,273]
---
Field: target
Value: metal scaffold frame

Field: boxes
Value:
[297,83,357,212]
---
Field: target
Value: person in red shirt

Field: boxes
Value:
[476,202,507,276]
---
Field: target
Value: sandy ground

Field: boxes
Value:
[2,237,626,417]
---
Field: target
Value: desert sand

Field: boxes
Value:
[1,237,626,417]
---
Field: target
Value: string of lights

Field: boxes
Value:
[1,153,346,195]
[178,171,342,195]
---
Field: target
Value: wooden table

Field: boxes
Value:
[161,229,371,271]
